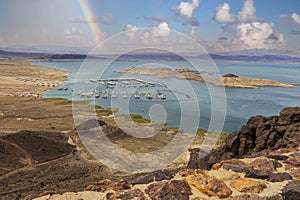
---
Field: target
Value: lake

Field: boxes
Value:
[34,60,300,133]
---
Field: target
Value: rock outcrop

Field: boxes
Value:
[33,107,300,200]
[281,180,300,200]
[224,107,300,157]
[190,107,300,169]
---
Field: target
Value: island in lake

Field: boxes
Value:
[116,67,295,88]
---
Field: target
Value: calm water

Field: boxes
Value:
[34,60,300,133]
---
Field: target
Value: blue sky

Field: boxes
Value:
[0,0,300,53]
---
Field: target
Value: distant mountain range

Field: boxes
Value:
[1,46,300,63]
[1,45,90,54]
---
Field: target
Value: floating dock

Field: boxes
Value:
[90,78,166,88]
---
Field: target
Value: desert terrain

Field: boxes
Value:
[0,61,299,200]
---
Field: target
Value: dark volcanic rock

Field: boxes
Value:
[188,148,224,170]
[0,139,27,174]
[145,180,192,200]
[2,131,75,163]
[131,170,175,185]
[118,189,147,200]
[282,180,300,200]
[85,179,131,192]
[75,119,107,130]
[290,152,300,158]
[267,154,289,161]
[223,163,252,173]
[250,158,279,172]
[245,169,271,180]
[284,157,300,167]
[228,107,300,156]
[223,73,239,78]
[190,107,300,169]
[267,172,292,182]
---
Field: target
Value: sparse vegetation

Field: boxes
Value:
[130,114,151,123]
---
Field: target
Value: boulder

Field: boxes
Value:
[186,172,232,198]
[267,154,289,161]
[117,189,147,200]
[145,180,192,200]
[212,159,246,170]
[250,158,279,172]
[131,170,175,185]
[223,163,252,174]
[267,172,292,182]
[287,167,300,179]
[245,169,271,180]
[230,178,267,193]
[282,180,300,200]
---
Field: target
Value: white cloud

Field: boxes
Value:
[142,22,171,44]
[63,27,101,47]
[237,22,283,48]
[177,0,199,18]
[153,22,170,38]
[123,22,171,44]
[291,13,300,25]
[214,3,236,23]
[124,24,138,39]
[238,0,256,22]
[212,0,285,52]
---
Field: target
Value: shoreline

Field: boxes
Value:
[0,61,71,97]
[116,67,296,88]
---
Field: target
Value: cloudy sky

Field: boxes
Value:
[1,0,300,53]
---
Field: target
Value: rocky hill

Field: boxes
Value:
[33,107,300,200]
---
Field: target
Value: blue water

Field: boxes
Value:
[33,60,300,133]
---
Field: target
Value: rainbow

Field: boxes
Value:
[77,0,103,43]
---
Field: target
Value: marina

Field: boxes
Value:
[68,78,170,101]
[90,78,163,88]
[74,89,168,101]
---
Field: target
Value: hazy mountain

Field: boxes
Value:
[1,47,300,63]
[1,45,89,54]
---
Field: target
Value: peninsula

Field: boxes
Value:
[116,67,295,88]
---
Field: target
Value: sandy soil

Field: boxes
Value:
[0,61,71,97]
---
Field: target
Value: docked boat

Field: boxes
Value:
[111,90,119,98]
[134,93,141,99]
[94,93,101,98]
[145,93,153,100]
[102,90,109,98]
[122,91,128,98]
[157,94,166,100]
